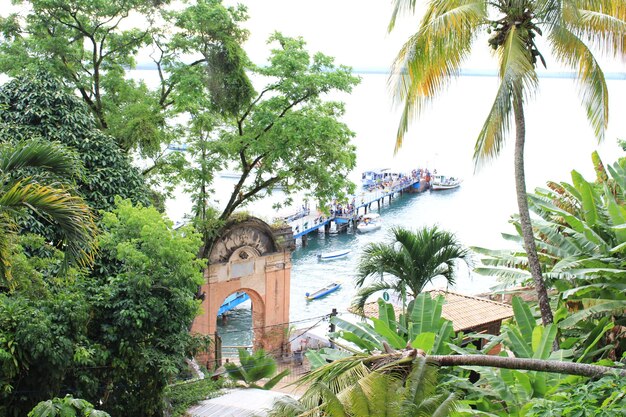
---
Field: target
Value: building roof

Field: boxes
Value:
[188,388,293,417]
[359,289,514,332]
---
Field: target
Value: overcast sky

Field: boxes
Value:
[1,0,623,74]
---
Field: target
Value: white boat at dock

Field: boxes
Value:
[219,170,242,179]
[318,249,351,261]
[430,175,462,191]
[356,213,382,233]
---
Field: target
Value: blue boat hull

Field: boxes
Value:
[306,283,341,300]
[218,292,250,315]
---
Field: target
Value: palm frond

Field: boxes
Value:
[0,139,82,180]
[0,181,97,268]
[473,24,538,170]
[390,0,488,150]
[0,213,15,287]
[388,0,419,32]
[568,0,626,57]
[352,281,398,315]
[549,24,609,142]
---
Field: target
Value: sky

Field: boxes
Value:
[224,0,495,72]
[225,0,625,75]
[1,0,623,75]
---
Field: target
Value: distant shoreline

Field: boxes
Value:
[131,63,626,80]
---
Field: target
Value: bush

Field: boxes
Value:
[164,379,224,417]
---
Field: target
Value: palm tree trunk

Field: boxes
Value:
[513,99,554,325]
[429,354,624,378]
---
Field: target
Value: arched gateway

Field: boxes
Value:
[191,217,294,366]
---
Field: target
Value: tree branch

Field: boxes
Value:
[428,354,625,378]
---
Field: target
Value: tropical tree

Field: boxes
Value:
[184,32,360,256]
[268,355,457,417]
[0,71,151,213]
[352,226,470,313]
[388,0,626,325]
[0,0,253,176]
[0,140,96,287]
[475,152,626,360]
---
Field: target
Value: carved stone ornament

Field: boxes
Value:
[209,218,278,264]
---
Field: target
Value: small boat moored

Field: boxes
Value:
[306,282,342,300]
[318,249,351,261]
[430,174,462,191]
[356,213,382,233]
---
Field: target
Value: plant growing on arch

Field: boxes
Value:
[388,0,626,326]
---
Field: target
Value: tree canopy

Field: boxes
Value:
[0,71,150,214]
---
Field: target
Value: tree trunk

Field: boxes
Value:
[513,99,554,325]
[429,354,625,378]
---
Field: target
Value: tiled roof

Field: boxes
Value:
[359,289,514,332]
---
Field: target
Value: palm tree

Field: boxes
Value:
[0,140,97,288]
[352,226,470,313]
[268,354,457,417]
[388,0,626,325]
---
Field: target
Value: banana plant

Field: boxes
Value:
[341,294,453,353]
[450,297,573,416]
[308,294,456,368]
[474,153,626,361]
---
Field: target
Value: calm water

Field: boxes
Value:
[165,73,626,347]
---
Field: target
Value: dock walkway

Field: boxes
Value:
[282,177,423,240]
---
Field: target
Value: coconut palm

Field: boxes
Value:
[352,226,470,313]
[388,0,626,325]
[0,140,97,288]
[268,354,457,417]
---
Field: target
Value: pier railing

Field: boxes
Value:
[284,177,421,240]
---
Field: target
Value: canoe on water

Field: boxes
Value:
[317,249,351,261]
[306,282,341,300]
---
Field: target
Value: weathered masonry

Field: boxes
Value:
[191,217,294,366]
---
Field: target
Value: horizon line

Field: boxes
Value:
[132,63,626,80]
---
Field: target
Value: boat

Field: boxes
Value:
[430,174,462,191]
[356,213,382,233]
[361,168,401,189]
[219,170,242,179]
[305,282,341,300]
[218,291,250,316]
[317,249,351,261]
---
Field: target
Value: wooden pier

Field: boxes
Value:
[282,177,425,244]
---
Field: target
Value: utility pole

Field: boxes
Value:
[329,308,338,348]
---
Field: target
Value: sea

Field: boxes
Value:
[164,72,626,348]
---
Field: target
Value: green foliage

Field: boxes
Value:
[73,199,204,416]
[326,294,455,357]
[164,379,224,417]
[28,395,110,417]
[182,31,360,228]
[448,298,579,416]
[524,372,626,417]
[0,71,150,214]
[0,0,163,152]
[224,348,289,390]
[270,355,457,417]
[1,198,205,417]
[0,0,256,179]
[475,154,626,361]
[0,138,97,289]
[0,287,90,417]
[352,226,471,313]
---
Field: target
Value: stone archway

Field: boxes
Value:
[191,217,293,366]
